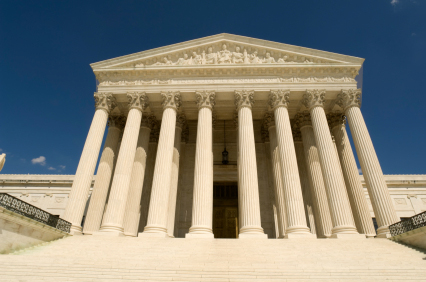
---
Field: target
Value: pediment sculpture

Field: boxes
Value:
[135,43,316,67]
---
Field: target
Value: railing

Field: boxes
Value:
[0,193,71,233]
[389,211,426,237]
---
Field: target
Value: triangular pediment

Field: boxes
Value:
[90,33,364,71]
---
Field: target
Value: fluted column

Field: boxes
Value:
[302,90,361,238]
[122,114,156,237]
[234,90,267,238]
[63,93,116,234]
[167,114,185,237]
[293,128,317,236]
[186,91,215,238]
[269,90,313,238]
[98,92,149,235]
[295,112,333,238]
[263,113,286,238]
[83,115,124,235]
[142,91,181,237]
[337,89,398,238]
[327,113,376,237]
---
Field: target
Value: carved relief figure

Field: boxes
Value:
[152,57,173,66]
[191,52,202,65]
[243,49,250,64]
[250,51,262,64]
[218,44,232,64]
[263,52,276,63]
[277,55,288,63]
[205,47,217,64]
[232,46,244,64]
[176,53,190,66]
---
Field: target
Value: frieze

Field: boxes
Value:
[98,76,356,86]
[132,43,336,67]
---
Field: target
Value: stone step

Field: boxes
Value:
[0,236,425,281]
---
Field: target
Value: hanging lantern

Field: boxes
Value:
[222,120,229,165]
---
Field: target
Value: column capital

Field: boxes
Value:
[268,89,290,110]
[302,89,326,110]
[149,121,160,143]
[261,124,269,143]
[161,91,182,111]
[336,89,361,111]
[234,90,254,110]
[262,112,275,129]
[326,112,345,130]
[141,113,157,130]
[127,92,149,111]
[94,92,117,113]
[292,126,302,142]
[181,126,189,143]
[294,111,312,129]
[176,113,187,129]
[108,115,126,129]
[195,90,216,110]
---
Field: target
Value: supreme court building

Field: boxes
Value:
[55,33,406,240]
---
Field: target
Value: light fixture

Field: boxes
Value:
[222,120,229,165]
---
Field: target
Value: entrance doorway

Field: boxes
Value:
[213,182,239,238]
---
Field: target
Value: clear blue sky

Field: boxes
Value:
[0,0,425,175]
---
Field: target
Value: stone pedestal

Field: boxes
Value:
[142,91,181,237]
[99,93,148,235]
[83,116,123,235]
[303,90,359,237]
[63,93,116,235]
[337,89,399,238]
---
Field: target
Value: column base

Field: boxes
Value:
[123,232,137,237]
[185,233,214,239]
[138,232,170,238]
[330,233,366,239]
[239,233,268,239]
[92,231,124,237]
[376,225,391,238]
[284,233,317,239]
[69,225,83,236]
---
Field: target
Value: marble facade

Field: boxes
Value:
[2,34,424,239]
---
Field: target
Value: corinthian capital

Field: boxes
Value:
[302,89,326,110]
[195,90,216,110]
[262,112,275,129]
[94,92,117,113]
[127,92,149,111]
[108,115,126,129]
[327,112,345,129]
[141,113,157,130]
[293,111,312,128]
[234,90,254,110]
[176,113,187,129]
[161,91,182,111]
[336,89,361,111]
[268,89,290,110]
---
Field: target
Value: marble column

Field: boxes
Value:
[187,91,215,238]
[295,112,333,238]
[63,93,116,234]
[122,114,156,237]
[98,92,149,235]
[263,113,287,238]
[302,90,360,238]
[142,91,181,237]
[269,90,313,238]
[327,113,376,237]
[167,114,185,237]
[83,115,124,235]
[234,90,267,238]
[293,127,317,236]
[337,89,399,238]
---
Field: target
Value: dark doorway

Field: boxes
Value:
[213,182,239,238]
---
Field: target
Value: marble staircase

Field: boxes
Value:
[0,235,425,281]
